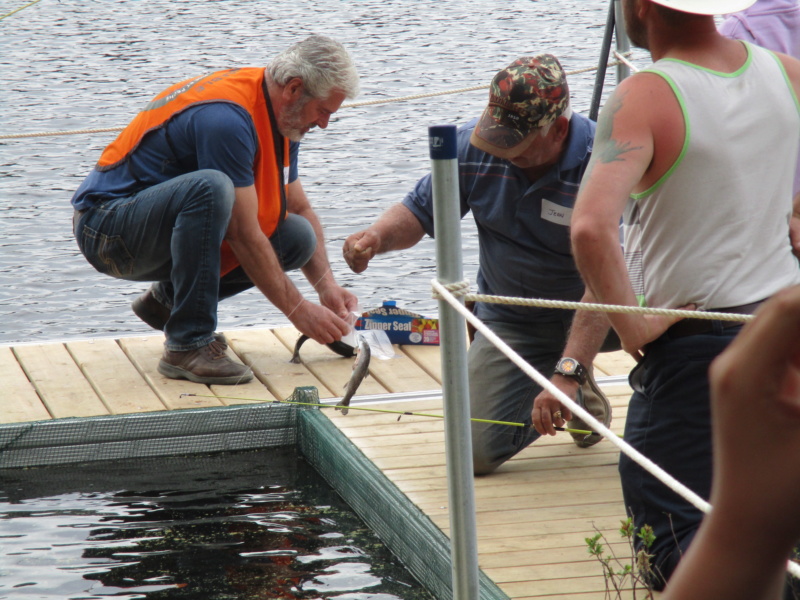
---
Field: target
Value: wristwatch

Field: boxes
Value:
[554,357,588,385]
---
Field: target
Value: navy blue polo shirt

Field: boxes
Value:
[72,102,299,210]
[402,114,596,323]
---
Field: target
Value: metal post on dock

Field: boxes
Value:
[589,0,633,121]
[614,0,631,82]
[429,124,480,600]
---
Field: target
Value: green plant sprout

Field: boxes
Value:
[586,518,657,599]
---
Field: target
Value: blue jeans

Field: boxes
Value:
[469,317,572,475]
[619,323,741,589]
[74,169,315,351]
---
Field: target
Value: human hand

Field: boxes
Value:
[342,230,379,273]
[288,300,351,345]
[617,304,696,360]
[707,285,800,549]
[532,377,580,435]
[317,283,358,320]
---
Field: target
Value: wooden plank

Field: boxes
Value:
[518,592,655,600]
[399,344,443,383]
[117,336,223,410]
[416,488,623,516]
[66,339,166,414]
[224,328,333,400]
[593,350,637,376]
[272,327,389,398]
[487,556,609,583]
[13,343,109,418]
[478,541,632,569]
[0,346,51,423]
[365,347,440,393]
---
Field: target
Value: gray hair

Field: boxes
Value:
[267,34,360,100]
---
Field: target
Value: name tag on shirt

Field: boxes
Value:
[284,165,290,183]
[541,198,572,226]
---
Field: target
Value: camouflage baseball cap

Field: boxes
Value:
[470,54,570,159]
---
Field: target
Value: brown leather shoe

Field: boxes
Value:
[158,339,253,385]
[568,370,612,448]
[132,289,171,331]
[132,289,228,344]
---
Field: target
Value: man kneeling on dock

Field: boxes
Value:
[343,54,618,475]
[70,35,359,385]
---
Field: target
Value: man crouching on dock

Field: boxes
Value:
[343,54,618,475]
[70,35,359,385]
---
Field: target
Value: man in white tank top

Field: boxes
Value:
[568,0,800,594]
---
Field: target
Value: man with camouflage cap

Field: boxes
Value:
[342,54,618,475]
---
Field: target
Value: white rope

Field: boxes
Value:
[432,278,711,510]
[431,278,800,580]
[613,50,640,73]
[432,281,754,323]
[0,55,634,141]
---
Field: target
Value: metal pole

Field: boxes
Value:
[429,123,480,600]
[589,0,616,121]
[614,0,631,82]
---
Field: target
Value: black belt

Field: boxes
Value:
[662,300,762,339]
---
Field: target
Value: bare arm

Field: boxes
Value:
[777,53,800,259]
[532,288,612,434]
[224,184,350,344]
[662,286,800,600]
[571,76,686,358]
[287,179,358,317]
[342,203,426,273]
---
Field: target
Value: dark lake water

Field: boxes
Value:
[0,448,435,600]
[0,0,641,345]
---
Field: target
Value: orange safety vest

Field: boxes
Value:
[97,68,289,276]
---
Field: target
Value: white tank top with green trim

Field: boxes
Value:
[623,42,800,310]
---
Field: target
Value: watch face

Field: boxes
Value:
[560,358,577,374]
[556,358,586,383]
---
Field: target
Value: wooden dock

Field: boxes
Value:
[0,327,653,600]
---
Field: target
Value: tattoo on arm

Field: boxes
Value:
[584,90,644,181]
[597,92,643,163]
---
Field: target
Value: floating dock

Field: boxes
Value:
[0,327,654,600]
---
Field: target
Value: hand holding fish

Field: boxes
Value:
[316,281,359,319]
[288,300,351,345]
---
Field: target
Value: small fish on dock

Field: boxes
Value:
[290,334,356,364]
[336,336,371,415]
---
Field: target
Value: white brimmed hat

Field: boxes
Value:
[650,0,757,15]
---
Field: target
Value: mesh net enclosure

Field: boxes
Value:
[0,399,298,469]
[0,386,508,600]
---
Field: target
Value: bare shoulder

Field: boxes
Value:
[596,72,680,145]
[594,73,683,190]
[614,71,680,118]
[774,51,800,97]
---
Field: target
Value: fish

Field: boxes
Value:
[290,334,355,364]
[336,336,371,415]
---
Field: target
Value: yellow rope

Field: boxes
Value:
[0,54,633,141]
[0,0,43,22]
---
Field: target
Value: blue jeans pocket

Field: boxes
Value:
[80,225,135,278]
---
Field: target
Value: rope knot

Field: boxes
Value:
[431,279,470,300]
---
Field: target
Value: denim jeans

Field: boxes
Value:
[619,322,741,589]
[468,317,573,475]
[74,169,316,351]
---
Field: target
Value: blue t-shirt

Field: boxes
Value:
[72,102,300,210]
[402,114,596,323]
